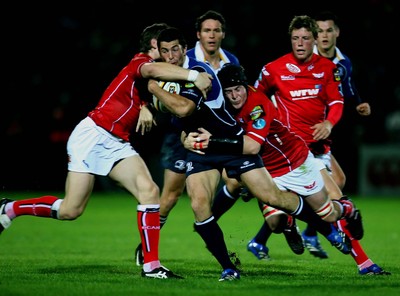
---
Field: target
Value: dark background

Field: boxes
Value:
[1,0,399,194]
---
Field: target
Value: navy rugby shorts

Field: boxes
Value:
[160,131,187,174]
[185,152,264,179]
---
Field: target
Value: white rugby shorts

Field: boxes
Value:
[273,151,325,196]
[314,151,332,173]
[67,117,138,176]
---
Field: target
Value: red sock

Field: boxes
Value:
[12,196,59,218]
[337,219,369,265]
[338,198,354,218]
[137,205,160,265]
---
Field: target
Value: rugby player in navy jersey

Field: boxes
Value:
[136,11,241,267]
[147,27,351,281]
[187,10,240,74]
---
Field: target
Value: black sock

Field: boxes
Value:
[291,196,331,236]
[253,221,272,245]
[160,215,167,229]
[212,185,239,221]
[303,224,318,236]
[194,217,236,270]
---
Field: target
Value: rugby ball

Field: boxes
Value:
[152,81,181,113]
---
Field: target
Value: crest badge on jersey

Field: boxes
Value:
[250,105,265,120]
[333,68,341,82]
[250,105,266,130]
[253,118,266,130]
[286,63,301,73]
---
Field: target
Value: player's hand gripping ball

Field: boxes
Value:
[152,81,181,113]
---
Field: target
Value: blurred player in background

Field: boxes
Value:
[187,10,239,73]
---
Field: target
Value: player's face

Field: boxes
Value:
[290,28,315,63]
[223,85,247,109]
[159,40,186,67]
[197,19,225,54]
[316,20,339,52]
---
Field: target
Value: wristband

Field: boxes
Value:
[188,70,199,82]
[208,136,243,154]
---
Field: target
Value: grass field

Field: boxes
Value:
[0,191,399,296]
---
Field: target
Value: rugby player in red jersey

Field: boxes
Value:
[0,23,212,279]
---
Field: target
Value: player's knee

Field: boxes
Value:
[315,200,337,223]
[266,214,287,233]
[58,207,83,220]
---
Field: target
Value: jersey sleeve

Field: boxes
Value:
[254,63,275,97]
[325,65,344,126]
[240,90,274,145]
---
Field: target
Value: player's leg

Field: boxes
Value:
[186,169,239,281]
[1,171,95,234]
[111,155,182,279]
[329,157,390,275]
[135,131,188,266]
[160,169,186,225]
[135,168,186,266]
[211,173,241,221]
[241,167,351,254]
[330,154,346,190]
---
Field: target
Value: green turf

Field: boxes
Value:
[0,191,399,295]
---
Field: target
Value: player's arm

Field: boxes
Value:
[182,127,261,155]
[141,62,212,98]
[310,102,343,141]
[148,79,195,117]
[136,104,156,135]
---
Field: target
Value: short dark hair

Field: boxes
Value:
[139,23,169,53]
[288,15,319,39]
[157,27,187,50]
[314,11,340,28]
[195,10,226,32]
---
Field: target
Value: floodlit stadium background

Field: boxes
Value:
[2,1,399,195]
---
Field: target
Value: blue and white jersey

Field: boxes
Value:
[173,56,243,138]
[187,41,240,74]
[314,45,362,105]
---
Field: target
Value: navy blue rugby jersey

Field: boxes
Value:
[314,45,362,105]
[172,56,244,138]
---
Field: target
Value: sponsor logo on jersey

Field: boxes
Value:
[240,161,256,170]
[304,181,316,190]
[281,75,295,81]
[286,63,301,73]
[252,118,266,130]
[289,88,320,100]
[312,72,325,79]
